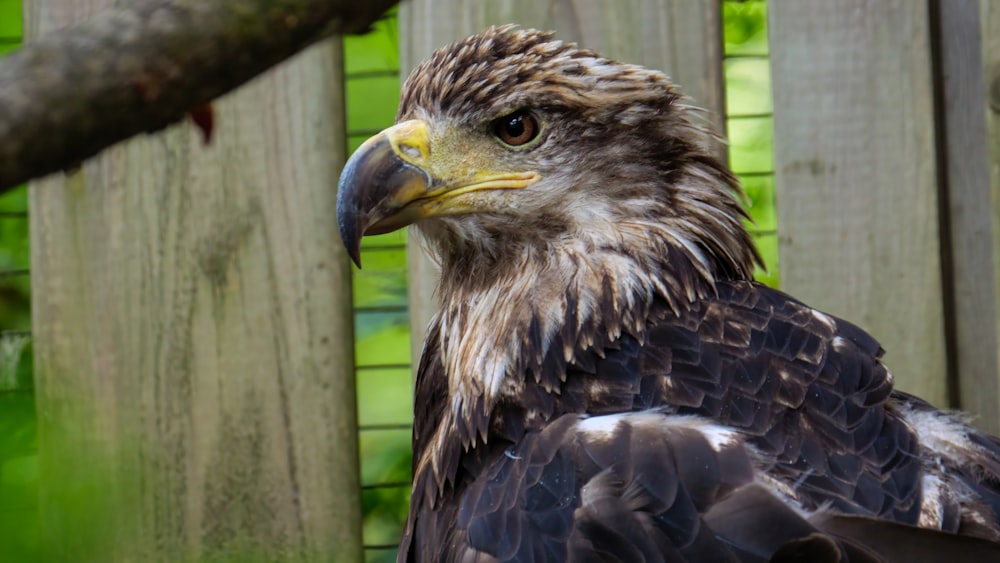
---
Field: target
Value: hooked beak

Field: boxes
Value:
[335,119,540,267]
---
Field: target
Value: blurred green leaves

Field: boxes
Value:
[0,3,36,558]
[724,0,768,56]
[0,187,30,331]
[0,0,21,59]
[723,0,778,287]
[0,340,36,561]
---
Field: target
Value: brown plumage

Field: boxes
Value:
[336,26,1000,562]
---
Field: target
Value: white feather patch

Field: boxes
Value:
[576,412,633,438]
[809,309,838,333]
[576,412,743,453]
[901,407,976,467]
[918,474,946,529]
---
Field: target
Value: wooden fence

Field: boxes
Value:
[17,0,1000,561]
[27,1,362,561]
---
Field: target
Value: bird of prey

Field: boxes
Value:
[336,26,1000,562]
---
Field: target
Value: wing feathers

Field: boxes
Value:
[816,514,1000,562]
[458,413,778,560]
[702,484,822,559]
[450,411,1000,562]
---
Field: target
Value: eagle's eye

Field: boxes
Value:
[493,111,540,147]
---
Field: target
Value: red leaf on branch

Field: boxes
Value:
[188,103,216,145]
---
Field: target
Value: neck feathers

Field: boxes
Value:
[431,230,718,448]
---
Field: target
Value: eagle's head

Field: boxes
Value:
[338,26,759,291]
[338,26,762,432]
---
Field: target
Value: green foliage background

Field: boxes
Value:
[1,0,35,559]
[0,2,772,561]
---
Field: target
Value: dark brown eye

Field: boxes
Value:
[493,111,540,147]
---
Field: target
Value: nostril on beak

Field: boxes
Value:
[398,142,423,161]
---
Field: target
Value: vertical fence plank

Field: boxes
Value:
[984,0,1000,436]
[399,0,725,368]
[980,0,1000,434]
[935,0,999,433]
[985,7,1000,369]
[27,2,362,561]
[770,0,949,407]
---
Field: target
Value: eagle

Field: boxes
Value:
[336,26,1000,562]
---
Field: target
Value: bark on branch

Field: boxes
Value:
[0,0,398,193]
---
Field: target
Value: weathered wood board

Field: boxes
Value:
[28,1,362,560]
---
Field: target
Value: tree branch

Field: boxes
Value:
[0,0,398,193]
